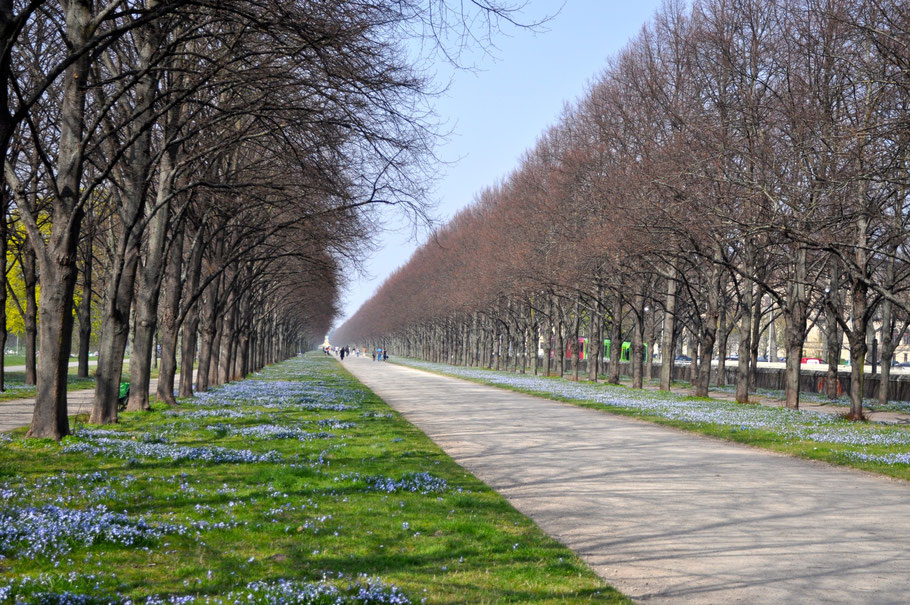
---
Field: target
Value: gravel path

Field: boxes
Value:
[343,357,910,604]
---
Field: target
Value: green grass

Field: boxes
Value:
[2,353,99,368]
[2,354,27,367]
[0,354,625,603]
[393,358,910,483]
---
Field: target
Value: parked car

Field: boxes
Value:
[725,355,739,361]
[757,355,769,362]
[674,355,692,363]
[801,357,823,365]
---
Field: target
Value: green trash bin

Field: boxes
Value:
[118,382,130,410]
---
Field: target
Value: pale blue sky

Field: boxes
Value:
[337,0,665,327]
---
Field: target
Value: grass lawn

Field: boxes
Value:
[2,354,27,367]
[2,354,99,368]
[0,354,625,603]
[393,358,910,482]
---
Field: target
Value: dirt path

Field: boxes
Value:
[344,357,910,604]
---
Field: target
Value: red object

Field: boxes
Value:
[801,357,822,364]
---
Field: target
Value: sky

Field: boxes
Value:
[335,0,665,329]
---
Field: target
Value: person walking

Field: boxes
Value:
[340,347,346,361]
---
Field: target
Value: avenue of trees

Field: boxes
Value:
[1,0,537,439]
[335,0,910,421]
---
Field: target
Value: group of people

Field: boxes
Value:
[323,345,388,362]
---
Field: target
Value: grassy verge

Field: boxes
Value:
[0,354,624,603]
[393,358,910,482]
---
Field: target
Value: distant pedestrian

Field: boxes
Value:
[383,351,388,361]
[340,347,346,360]
[371,351,376,361]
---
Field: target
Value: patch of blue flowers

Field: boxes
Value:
[189,379,364,412]
[165,409,252,420]
[847,452,910,465]
[218,575,411,604]
[0,572,119,604]
[313,418,356,430]
[0,573,411,604]
[0,505,183,560]
[362,472,448,494]
[62,437,281,464]
[209,423,337,442]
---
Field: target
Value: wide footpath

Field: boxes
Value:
[344,357,910,604]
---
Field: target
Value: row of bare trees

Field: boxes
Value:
[1,0,537,439]
[335,0,910,421]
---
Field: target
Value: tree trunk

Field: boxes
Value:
[847,328,867,422]
[156,221,184,405]
[178,239,204,398]
[715,305,729,387]
[544,297,553,376]
[768,312,778,362]
[0,209,6,391]
[688,331,699,384]
[77,225,93,379]
[824,261,842,400]
[556,311,565,377]
[646,315,655,382]
[22,245,38,385]
[783,248,808,410]
[126,236,167,411]
[588,289,602,381]
[195,272,219,393]
[572,297,581,381]
[631,294,644,389]
[218,292,236,384]
[749,291,762,390]
[695,316,717,398]
[877,253,897,406]
[608,292,622,385]
[26,0,91,439]
[735,280,754,404]
[845,226,869,419]
[28,255,79,439]
[90,249,139,424]
[128,155,176,409]
[660,268,677,391]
